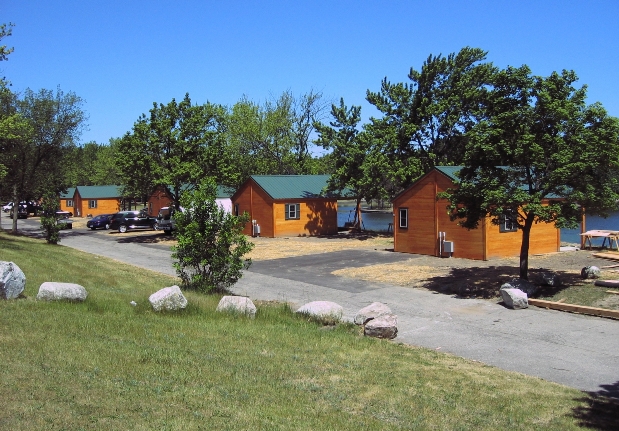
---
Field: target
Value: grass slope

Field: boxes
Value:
[0,232,616,430]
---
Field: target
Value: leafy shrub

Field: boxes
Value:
[172,178,253,293]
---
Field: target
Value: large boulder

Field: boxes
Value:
[500,288,528,310]
[0,261,26,300]
[581,266,601,280]
[500,278,538,296]
[364,314,398,339]
[37,282,88,301]
[296,301,343,322]
[354,302,392,325]
[216,296,257,318]
[149,285,187,311]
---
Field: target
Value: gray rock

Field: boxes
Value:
[0,261,26,299]
[216,296,257,318]
[149,285,187,311]
[500,277,538,296]
[37,282,88,301]
[581,266,601,279]
[296,301,343,322]
[540,271,561,286]
[364,314,398,339]
[354,302,392,325]
[500,288,529,309]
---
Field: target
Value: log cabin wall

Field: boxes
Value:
[272,199,338,237]
[78,197,121,217]
[147,186,173,217]
[393,168,560,260]
[233,181,274,237]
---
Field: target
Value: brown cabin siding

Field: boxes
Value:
[232,178,338,238]
[393,169,560,260]
[148,186,174,216]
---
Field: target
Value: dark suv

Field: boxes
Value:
[109,210,157,233]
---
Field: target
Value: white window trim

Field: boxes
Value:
[66,199,73,208]
[399,208,408,228]
[285,203,300,220]
[88,200,98,209]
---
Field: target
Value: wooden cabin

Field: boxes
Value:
[59,187,76,214]
[60,186,122,217]
[231,175,338,237]
[392,167,561,260]
[147,184,234,216]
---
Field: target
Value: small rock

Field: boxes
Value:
[364,314,398,339]
[37,282,88,301]
[130,301,137,307]
[0,261,26,300]
[296,301,343,322]
[500,288,528,310]
[581,266,601,279]
[149,285,187,311]
[540,271,561,286]
[354,302,392,325]
[216,296,257,318]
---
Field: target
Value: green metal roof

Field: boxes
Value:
[60,187,76,199]
[434,166,463,180]
[216,185,234,199]
[76,185,123,199]
[251,175,333,200]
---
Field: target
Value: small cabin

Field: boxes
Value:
[147,184,234,216]
[231,175,338,238]
[392,167,561,260]
[60,185,122,217]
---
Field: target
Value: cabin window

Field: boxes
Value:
[285,203,300,220]
[499,211,518,232]
[234,203,240,216]
[66,199,73,208]
[88,200,98,209]
[399,208,408,228]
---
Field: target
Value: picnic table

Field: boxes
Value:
[580,230,619,250]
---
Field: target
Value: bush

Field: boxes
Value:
[172,178,254,293]
[39,191,61,244]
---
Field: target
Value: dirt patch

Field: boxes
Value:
[246,232,393,261]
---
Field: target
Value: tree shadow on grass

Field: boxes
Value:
[572,381,619,430]
[421,266,583,299]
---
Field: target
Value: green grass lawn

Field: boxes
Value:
[0,232,617,430]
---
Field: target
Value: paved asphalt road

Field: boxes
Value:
[3,215,619,396]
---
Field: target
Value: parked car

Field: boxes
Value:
[9,204,28,219]
[86,214,113,230]
[109,210,157,233]
[2,202,13,213]
[156,206,177,235]
[55,211,73,229]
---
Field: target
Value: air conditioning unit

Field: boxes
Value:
[443,241,454,253]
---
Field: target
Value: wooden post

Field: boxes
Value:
[580,207,586,249]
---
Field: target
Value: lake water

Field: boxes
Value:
[338,205,619,245]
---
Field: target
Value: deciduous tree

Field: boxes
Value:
[443,66,619,279]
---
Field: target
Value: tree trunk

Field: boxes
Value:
[519,212,535,279]
[11,185,18,234]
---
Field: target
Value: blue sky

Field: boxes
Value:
[3,1,618,147]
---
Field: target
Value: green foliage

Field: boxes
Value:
[39,191,61,244]
[116,93,230,206]
[444,67,619,278]
[172,178,254,293]
[63,140,120,186]
[366,47,496,187]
